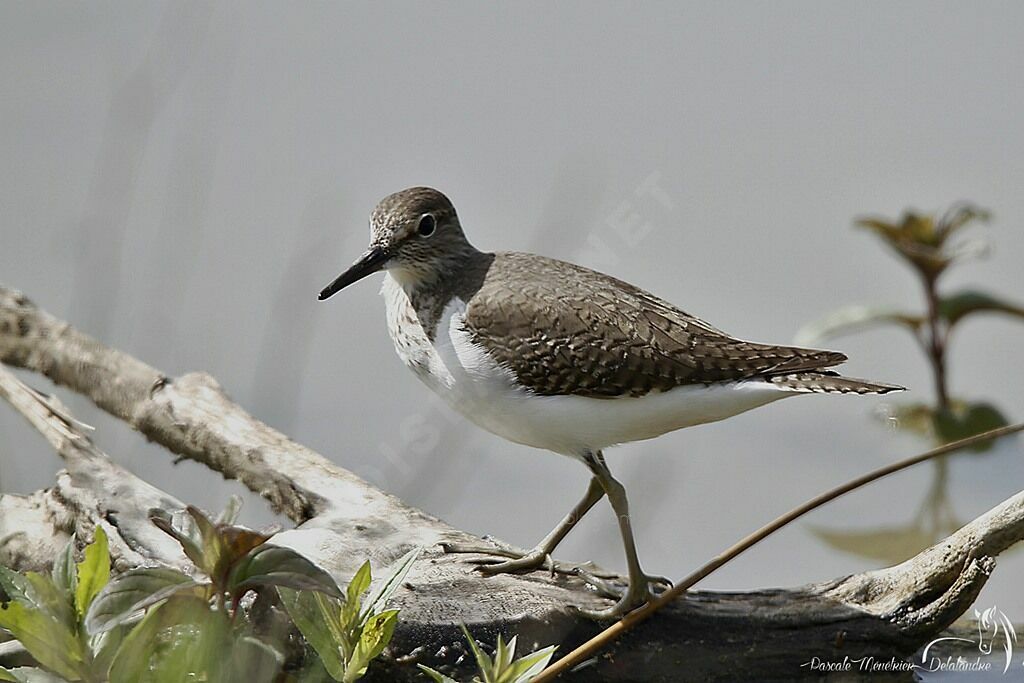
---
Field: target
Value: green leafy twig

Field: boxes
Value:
[279,547,420,683]
[0,527,116,683]
[84,502,338,679]
[418,625,556,683]
[87,502,341,636]
[798,203,1020,440]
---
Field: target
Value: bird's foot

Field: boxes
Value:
[574,567,672,599]
[440,537,619,580]
[571,571,672,620]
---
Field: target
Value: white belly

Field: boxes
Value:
[382,275,796,457]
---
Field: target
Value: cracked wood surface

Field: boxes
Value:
[2,283,1023,681]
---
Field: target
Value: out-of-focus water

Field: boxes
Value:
[2,5,1023,676]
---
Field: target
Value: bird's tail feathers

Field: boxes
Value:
[768,371,904,395]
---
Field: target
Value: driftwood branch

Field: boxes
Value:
[0,366,187,573]
[2,283,1023,681]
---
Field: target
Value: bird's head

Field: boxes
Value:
[318,186,473,300]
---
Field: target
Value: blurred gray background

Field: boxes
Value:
[3,1,1023,616]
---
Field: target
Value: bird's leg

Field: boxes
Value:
[441,476,606,575]
[575,450,663,620]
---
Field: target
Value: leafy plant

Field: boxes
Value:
[797,203,1021,447]
[0,500,413,683]
[85,502,342,682]
[279,548,420,682]
[799,203,1022,563]
[88,503,340,634]
[417,625,556,683]
[0,527,121,683]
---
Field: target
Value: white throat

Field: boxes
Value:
[384,264,427,293]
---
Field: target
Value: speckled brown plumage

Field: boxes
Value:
[325,186,901,400]
[457,251,897,398]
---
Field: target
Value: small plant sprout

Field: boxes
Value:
[418,625,556,683]
[279,547,421,683]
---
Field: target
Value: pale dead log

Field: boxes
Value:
[2,284,1023,682]
[0,366,188,572]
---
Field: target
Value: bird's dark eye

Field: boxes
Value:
[417,214,436,237]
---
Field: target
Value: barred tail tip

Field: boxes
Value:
[769,372,905,395]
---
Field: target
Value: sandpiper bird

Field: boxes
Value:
[318,187,902,619]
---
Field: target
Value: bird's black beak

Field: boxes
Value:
[318,246,389,300]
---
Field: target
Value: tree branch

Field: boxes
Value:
[0,365,187,572]
[2,284,1023,681]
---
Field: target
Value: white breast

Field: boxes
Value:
[383,273,519,409]
[381,273,799,457]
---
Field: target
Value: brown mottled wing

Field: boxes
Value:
[462,252,847,398]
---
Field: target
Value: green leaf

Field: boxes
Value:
[294,655,334,683]
[278,588,346,681]
[0,667,71,683]
[344,610,397,683]
[345,562,372,613]
[934,202,990,243]
[279,555,415,682]
[938,289,1024,327]
[794,305,923,346]
[338,561,371,639]
[934,403,1010,451]
[856,212,949,276]
[0,601,84,681]
[451,626,556,683]
[108,595,228,683]
[20,572,74,628]
[461,624,493,682]
[417,630,557,683]
[229,634,285,682]
[317,591,350,656]
[85,567,203,634]
[227,544,342,599]
[878,402,935,438]
[0,567,37,607]
[150,511,205,571]
[216,494,244,526]
[416,665,458,683]
[879,400,1010,451]
[499,645,557,683]
[856,217,906,244]
[362,547,420,619]
[74,527,109,617]
[106,598,174,682]
[90,624,128,674]
[856,205,991,278]
[50,536,77,601]
[180,506,282,596]
[857,211,940,247]
[495,634,515,673]
[188,506,226,578]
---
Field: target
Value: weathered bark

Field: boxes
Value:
[1,284,1022,682]
[0,368,188,572]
